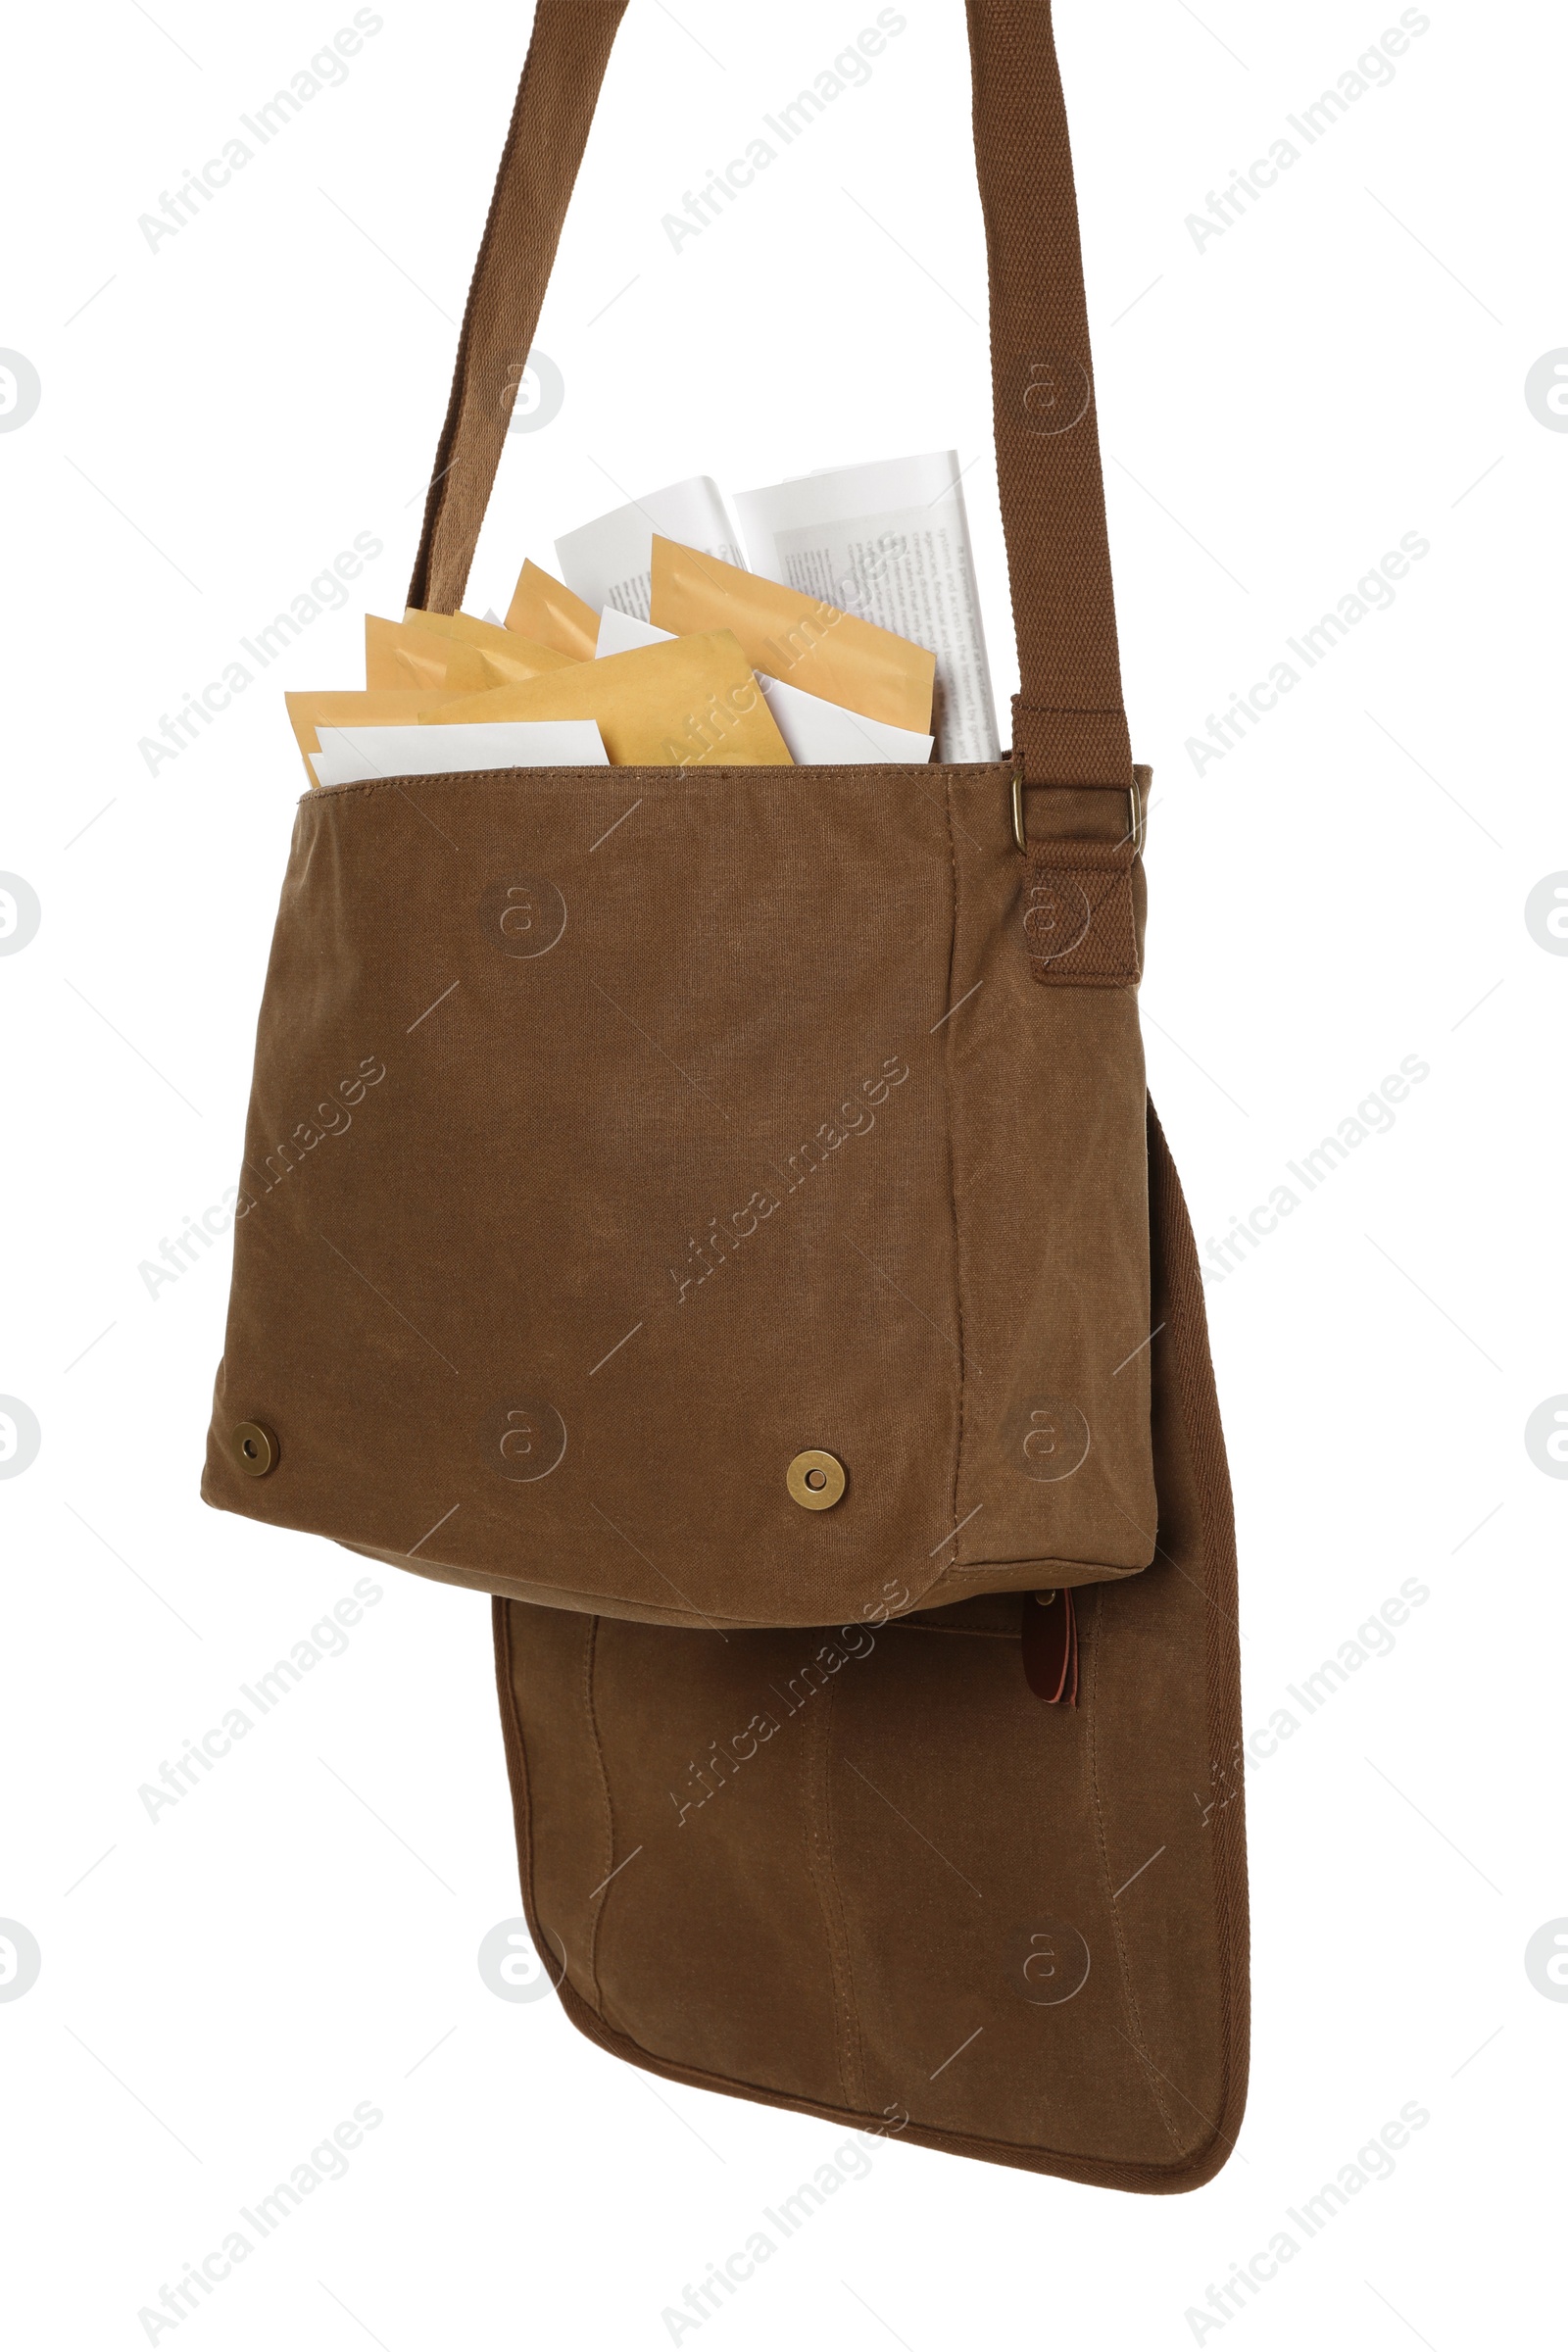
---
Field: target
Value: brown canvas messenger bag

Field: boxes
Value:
[204,0,1249,2188]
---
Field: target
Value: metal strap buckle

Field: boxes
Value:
[1011,771,1144,858]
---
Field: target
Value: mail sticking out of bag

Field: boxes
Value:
[284,456,997,782]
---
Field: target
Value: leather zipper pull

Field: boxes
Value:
[1022,1589,1078,1705]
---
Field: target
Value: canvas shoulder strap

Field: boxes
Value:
[408,0,1131,791]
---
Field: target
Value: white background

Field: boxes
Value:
[2,0,1563,2343]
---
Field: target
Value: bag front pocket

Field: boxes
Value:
[204,761,1156,1627]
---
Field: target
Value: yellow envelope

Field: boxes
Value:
[285,689,469,782]
[405,608,580,684]
[366,616,492,694]
[367,614,577,697]
[650,536,935,735]
[504,560,601,661]
[422,630,793,767]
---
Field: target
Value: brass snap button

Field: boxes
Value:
[231,1421,279,1479]
[787,1449,845,1511]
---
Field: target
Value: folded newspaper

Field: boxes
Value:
[285,453,999,782]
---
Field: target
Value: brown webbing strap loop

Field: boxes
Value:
[409,0,1130,791]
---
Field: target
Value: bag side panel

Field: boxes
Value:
[931,770,1157,1589]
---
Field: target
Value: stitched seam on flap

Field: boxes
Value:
[581,1617,615,2015]
[802,1679,866,2110]
[1083,1592,1188,2157]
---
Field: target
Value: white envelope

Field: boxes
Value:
[759,675,934,767]
[593,608,675,659]
[310,721,609,787]
[594,607,933,766]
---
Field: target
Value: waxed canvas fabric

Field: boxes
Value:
[201,760,1155,1624]
[202,0,1249,2184]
